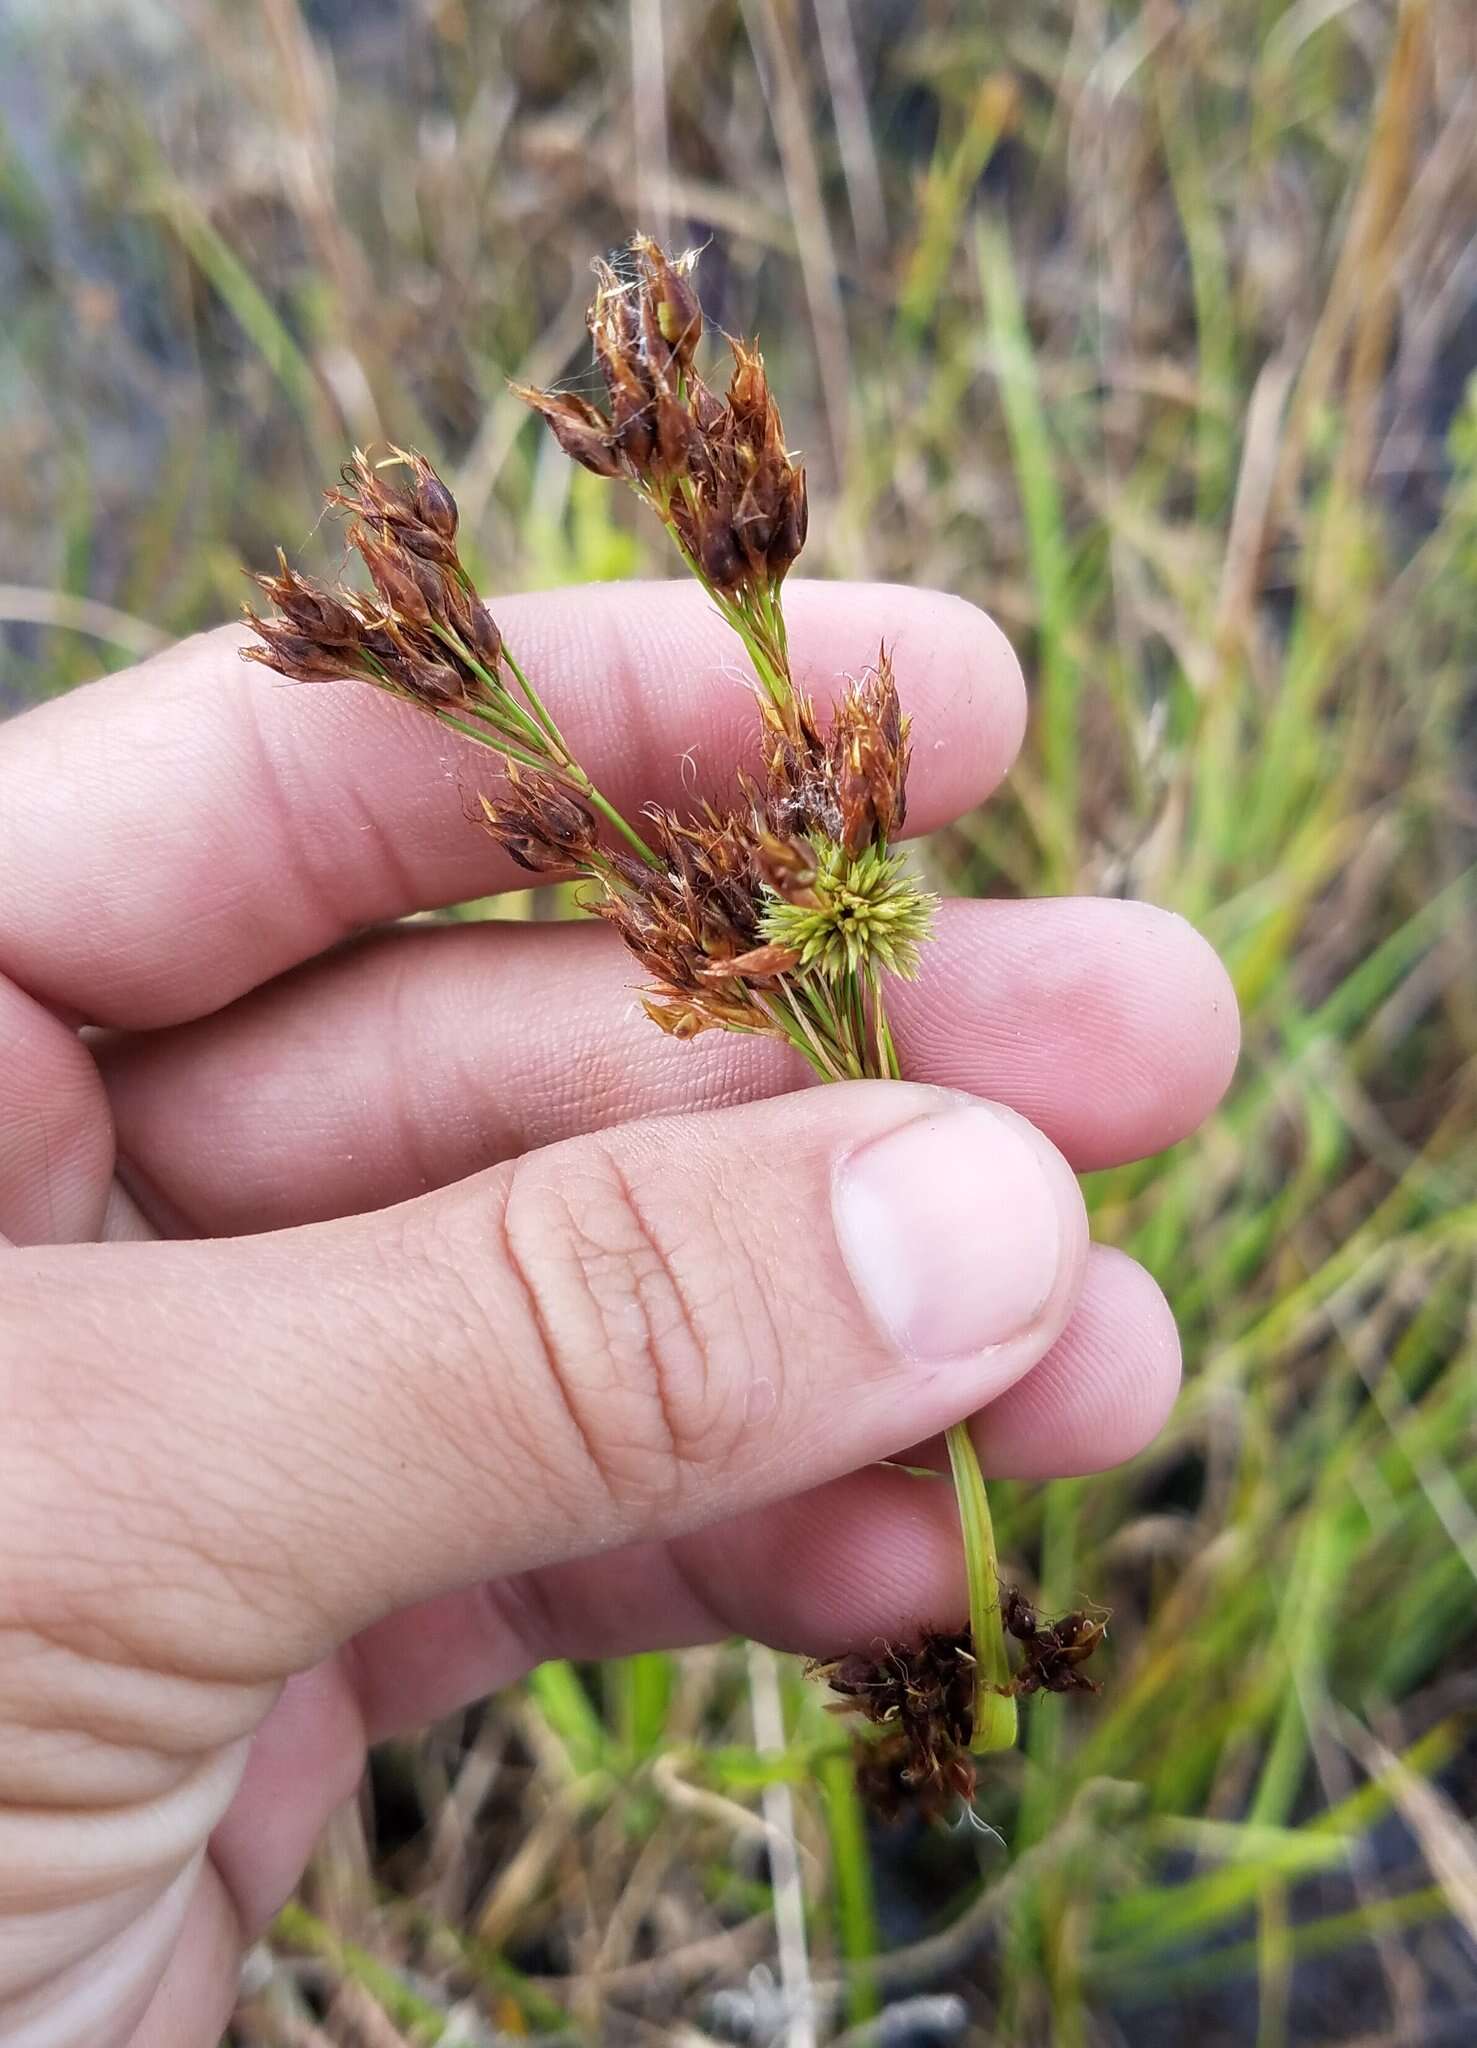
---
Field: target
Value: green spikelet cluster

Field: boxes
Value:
[760,841,936,982]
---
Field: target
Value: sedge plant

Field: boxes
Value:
[243,236,1103,1810]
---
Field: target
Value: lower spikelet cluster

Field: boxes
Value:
[812,1594,1108,1823]
[809,1633,980,1824]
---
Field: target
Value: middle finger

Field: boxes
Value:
[100,896,1238,1237]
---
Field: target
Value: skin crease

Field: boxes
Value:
[0,582,1239,2047]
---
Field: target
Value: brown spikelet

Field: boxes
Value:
[353,524,436,626]
[510,386,624,478]
[826,649,911,855]
[476,768,602,875]
[251,551,367,646]
[241,620,365,686]
[328,447,463,569]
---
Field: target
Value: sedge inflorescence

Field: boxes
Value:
[243,236,1101,1815]
[245,242,935,1085]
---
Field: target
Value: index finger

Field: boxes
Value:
[0,580,1024,1029]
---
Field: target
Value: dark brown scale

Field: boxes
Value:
[655,389,697,475]
[637,281,675,384]
[402,551,448,618]
[355,532,433,625]
[396,524,461,567]
[409,661,470,705]
[696,518,744,594]
[461,596,505,671]
[413,473,458,541]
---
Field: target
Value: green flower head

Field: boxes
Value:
[759,839,937,983]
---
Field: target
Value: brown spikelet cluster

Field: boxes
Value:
[811,1593,1108,1822]
[596,806,794,1038]
[761,658,910,856]
[472,736,925,1059]
[514,236,807,605]
[243,235,1101,1825]
[242,446,664,871]
[242,291,932,1071]
[1001,1589,1109,1698]
[809,1632,980,1825]
[245,448,504,702]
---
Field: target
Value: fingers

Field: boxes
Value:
[0,582,1023,1030]
[241,1257,1177,1735]
[99,897,1239,1237]
[895,898,1239,1170]
[127,1874,240,2048]
[0,976,113,1244]
[343,1245,1180,1738]
[0,1084,1085,1687]
[212,1243,1180,1931]
[210,1466,977,1939]
[966,1245,1181,1477]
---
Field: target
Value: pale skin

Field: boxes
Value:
[0,579,1239,2046]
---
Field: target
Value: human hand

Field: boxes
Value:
[0,580,1237,2045]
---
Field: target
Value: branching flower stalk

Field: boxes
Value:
[243,237,1045,1806]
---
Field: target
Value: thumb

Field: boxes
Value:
[1,1083,1086,1679]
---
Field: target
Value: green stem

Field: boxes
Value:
[642,484,794,714]
[495,649,662,870]
[947,1421,1019,1752]
[429,624,661,871]
[500,644,574,754]
[758,987,852,1080]
[429,709,547,772]
[575,774,662,871]
[428,622,554,756]
[874,977,1018,1754]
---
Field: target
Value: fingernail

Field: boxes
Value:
[833,1106,1062,1362]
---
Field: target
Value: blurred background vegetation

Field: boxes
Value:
[3,1,1476,2043]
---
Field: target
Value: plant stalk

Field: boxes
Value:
[874,980,1018,1752]
[946,1420,1019,1752]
